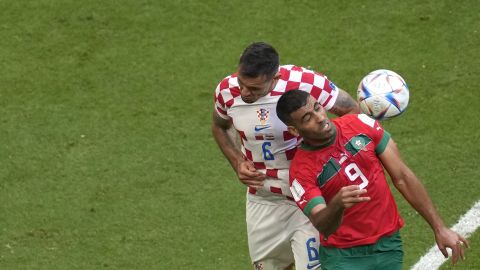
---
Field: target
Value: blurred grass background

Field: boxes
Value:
[0,0,478,269]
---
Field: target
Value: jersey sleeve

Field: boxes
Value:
[289,66,339,111]
[315,73,339,111]
[355,114,391,155]
[289,162,325,217]
[213,77,232,120]
[309,69,339,111]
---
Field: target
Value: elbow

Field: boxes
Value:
[346,102,361,114]
[311,219,338,237]
[318,226,336,238]
[351,105,361,114]
[391,168,414,185]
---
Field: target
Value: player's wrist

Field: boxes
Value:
[432,224,448,235]
[232,156,246,172]
[330,196,346,211]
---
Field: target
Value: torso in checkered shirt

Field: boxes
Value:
[214,65,339,199]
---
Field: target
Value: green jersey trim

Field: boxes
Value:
[317,158,341,187]
[303,196,326,217]
[375,131,391,154]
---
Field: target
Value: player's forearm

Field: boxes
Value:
[393,170,446,232]
[310,204,345,237]
[211,123,244,172]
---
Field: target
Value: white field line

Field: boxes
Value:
[411,200,480,270]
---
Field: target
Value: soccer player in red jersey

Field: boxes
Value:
[212,42,359,270]
[276,90,468,270]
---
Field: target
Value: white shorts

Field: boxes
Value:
[246,193,321,270]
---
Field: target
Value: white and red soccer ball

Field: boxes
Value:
[357,69,409,120]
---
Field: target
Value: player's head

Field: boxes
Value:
[237,42,281,103]
[277,90,335,145]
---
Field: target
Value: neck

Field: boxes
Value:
[301,125,337,150]
[304,136,335,148]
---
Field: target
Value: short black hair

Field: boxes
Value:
[239,42,279,80]
[276,90,310,125]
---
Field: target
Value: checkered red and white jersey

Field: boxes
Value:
[213,65,339,198]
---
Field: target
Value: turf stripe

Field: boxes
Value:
[411,200,480,270]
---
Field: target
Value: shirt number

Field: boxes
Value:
[262,142,274,160]
[344,163,369,189]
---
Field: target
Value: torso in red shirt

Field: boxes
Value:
[289,114,404,248]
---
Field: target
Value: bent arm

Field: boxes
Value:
[308,186,370,237]
[211,111,266,188]
[309,202,344,237]
[211,111,244,171]
[328,88,361,116]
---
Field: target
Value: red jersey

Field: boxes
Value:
[289,114,404,248]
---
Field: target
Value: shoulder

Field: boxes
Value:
[335,114,377,129]
[290,148,317,177]
[278,65,331,95]
[215,73,239,92]
[279,65,326,79]
[214,73,241,102]
[336,114,388,147]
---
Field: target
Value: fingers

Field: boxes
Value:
[456,237,468,262]
[240,171,265,180]
[451,244,460,265]
[447,238,468,265]
[439,246,448,259]
[236,161,266,188]
[336,185,371,208]
[341,185,370,199]
[241,179,264,189]
[459,235,470,249]
[341,185,362,192]
[238,161,266,180]
[436,231,469,265]
[343,196,371,209]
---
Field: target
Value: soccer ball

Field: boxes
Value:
[357,69,409,120]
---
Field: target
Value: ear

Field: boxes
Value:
[273,72,281,80]
[287,125,299,137]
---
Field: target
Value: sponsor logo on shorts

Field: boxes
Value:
[306,262,321,269]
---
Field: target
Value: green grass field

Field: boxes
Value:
[0,0,479,269]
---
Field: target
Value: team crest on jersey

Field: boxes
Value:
[256,108,269,125]
[255,108,272,135]
[345,134,372,156]
[355,139,364,148]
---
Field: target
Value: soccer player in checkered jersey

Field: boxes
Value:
[211,42,360,270]
[276,90,469,270]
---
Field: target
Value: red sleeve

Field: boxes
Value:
[353,114,391,154]
[289,158,326,217]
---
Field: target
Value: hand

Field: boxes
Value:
[236,160,266,189]
[434,227,469,265]
[332,185,370,209]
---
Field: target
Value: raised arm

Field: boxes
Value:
[328,88,361,116]
[211,111,266,188]
[378,139,469,265]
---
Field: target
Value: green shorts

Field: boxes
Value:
[319,231,403,270]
